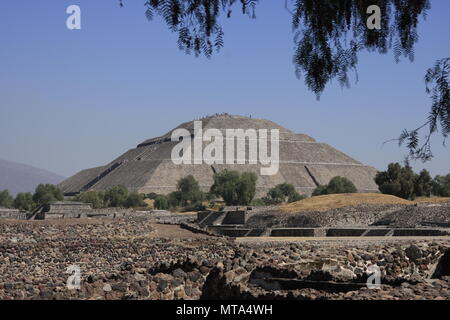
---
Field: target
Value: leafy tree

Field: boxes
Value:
[177,175,204,205]
[267,183,305,204]
[397,58,449,161]
[32,184,64,206]
[168,191,182,208]
[125,192,146,208]
[312,177,357,196]
[146,192,159,200]
[13,192,36,211]
[414,169,433,197]
[375,163,417,200]
[0,190,14,208]
[154,195,169,210]
[432,174,450,197]
[75,191,105,209]
[326,176,358,194]
[236,172,257,205]
[210,170,257,205]
[312,185,328,197]
[104,185,129,207]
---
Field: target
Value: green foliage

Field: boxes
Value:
[267,183,305,204]
[0,190,14,208]
[326,176,358,194]
[414,169,433,197]
[312,185,328,197]
[154,195,169,210]
[210,170,257,205]
[250,198,266,206]
[13,192,36,211]
[125,192,146,208]
[399,58,449,161]
[177,175,203,206]
[168,191,182,208]
[104,185,129,207]
[32,184,64,206]
[75,191,105,209]
[146,192,159,200]
[375,163,417,200]
[432,174,450,197]
[312,177,357,196]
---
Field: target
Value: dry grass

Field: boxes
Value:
[279,193,413,213]
[415,197,450,204]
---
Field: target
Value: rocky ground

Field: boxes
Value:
[0,216,449,300]
[246,203,450,228]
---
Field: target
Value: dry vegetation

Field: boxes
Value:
[415,197,450,204]
[279,193,413,213]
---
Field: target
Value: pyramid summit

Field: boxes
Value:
[59,114,378,196]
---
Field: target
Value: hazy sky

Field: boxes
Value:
[0,0,449,177]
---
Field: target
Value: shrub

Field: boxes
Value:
[13,192,36,211]
[177,175,204,206]
[250,198,266,206]
[326,176,357,194]
[0,190,14,208]
[32,184,64,206]
[312,185,328,196]
[210,170,257,205]
[432,174,450,197]
[414,169,433,197]
[375,163,417,200]
[266,183,306,204]
[168,191,182,208]
[125,192,146,208]
[75,191,104,209]
[154,195,169,210]
[104,185,129,207]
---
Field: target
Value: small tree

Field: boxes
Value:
[104,185,129,207]
[125,192,146,208]
[312,177,357,197]
[32,184,64,206]
[414,169,433,197]
[13,192,36,211]
[168,191,182,208]
[154,195,169,210]
[267,183,305,204]
[0,190,14,208]
[210,170,257,205]
[375,163,417,200]
[75,191,105,209]
[177,175,203,206]
[432,174,450,197]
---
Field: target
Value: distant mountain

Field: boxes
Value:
[0,159,65,195]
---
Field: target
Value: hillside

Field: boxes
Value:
[0,159,65,195]
[279,193,413,213]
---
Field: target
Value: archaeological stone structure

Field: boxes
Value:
[59,114,379,197]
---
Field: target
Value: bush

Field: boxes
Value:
[146,192,159,200]
[177,175,204,206]
[75,191,105,209]
[414,169,433,197]
[0,190,14,208]
[125,192,146,208]
[168,191,182,208]
[250,198,266,206]
[266,183,306,204]
[210,170,257,205]
[104,185,129,207]
[432,174,450,197]
[154,195,169,210]
[32,184,64,206]
[13,192,36,211]
[375,163,421,200]
[312,177,357,197]
[312,185,328,196]
[326,176,357,194]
